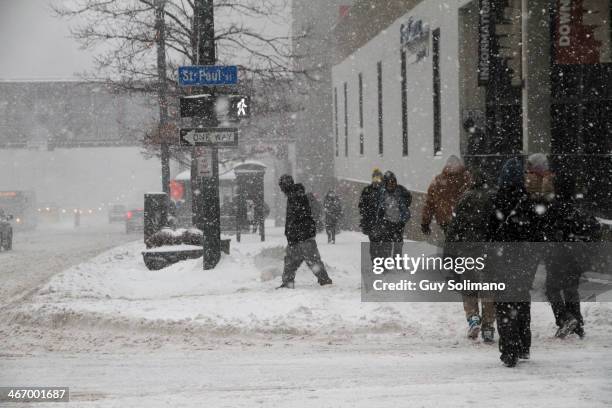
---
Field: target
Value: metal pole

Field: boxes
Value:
[155,0,170,195]
[194,0,220,269]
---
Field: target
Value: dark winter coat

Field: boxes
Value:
[375,185,411,226]
[323,193,342,225]
[489,158,556,243]
[283,183,316,246]
[371,172,411,241]
[446,174,495,243]
[359,183,382,235]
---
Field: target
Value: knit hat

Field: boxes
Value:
[526,153,550,176]
[372,168,383,183]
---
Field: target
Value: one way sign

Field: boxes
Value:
[179,128,238,147]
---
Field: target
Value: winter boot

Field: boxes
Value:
[518,351,530,360]
[318,275,333,286]
[481,326,495,343]
[277,281,295,289]
[501,353,518,368]
[574,325,585,338]
[555,316,578,338]
[467,315,481,339]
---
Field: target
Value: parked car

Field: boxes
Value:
[125,208,144,233]
[0,209,13,251]
[109,204,127,223]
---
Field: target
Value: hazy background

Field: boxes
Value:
[0,0,163,209]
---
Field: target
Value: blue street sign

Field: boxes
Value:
[178,65,238,86]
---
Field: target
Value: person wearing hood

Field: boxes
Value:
[489,154,557,367]
[421,155,472,237]
[446,169,496,343]
[359,168,385,260]
[277,175,332,289]
[374,171,412,259]
[323,189,342,244]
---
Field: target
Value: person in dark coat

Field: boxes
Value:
[323,190,342,244]
[359,168,384,261]
[373,171,412,260]
[490,154,556,367]
[544,171,601,338]
[277,175,332,289]
[446,169,496,342]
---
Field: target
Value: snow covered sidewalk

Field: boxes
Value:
[6,227,612,346]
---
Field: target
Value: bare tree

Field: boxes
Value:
[51,0,307,90]
[51,0,308,166]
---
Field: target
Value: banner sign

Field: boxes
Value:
[554,0,612,64]
[478,0,493,85]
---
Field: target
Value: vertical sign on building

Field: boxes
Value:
[478,0,493,86]
[554,0,612,64]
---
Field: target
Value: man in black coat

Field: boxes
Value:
[359,168,384,261]
[374,171,412,259]
[278,175,332,289]
[544,172,601,338]
[446,169,496,343]
[490,154,557,367]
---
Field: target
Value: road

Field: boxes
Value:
[0,216,140,307]
[1,342,611,407]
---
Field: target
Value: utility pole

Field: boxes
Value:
[193,0,221,269]
[155,0,170,195]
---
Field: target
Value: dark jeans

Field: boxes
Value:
[490,244,539,358]
[368,221,404,265]
[326,221,337,243]
[545,248,584,327]
[496,301,531,358]
[282,238,330,284]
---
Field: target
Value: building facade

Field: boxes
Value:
[291,0,355,195]
[331,0,612,237]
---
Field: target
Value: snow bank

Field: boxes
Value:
[10,228,612,344]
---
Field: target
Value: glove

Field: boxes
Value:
[421,223,431,235]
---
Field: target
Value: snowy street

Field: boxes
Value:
[1,227,611,407]
[2,343,611,407]
[0,218,141,307]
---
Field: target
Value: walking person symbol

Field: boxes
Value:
[237,98,247,116]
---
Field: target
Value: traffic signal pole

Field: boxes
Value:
[155,0,170,195]
[193,0,221,269]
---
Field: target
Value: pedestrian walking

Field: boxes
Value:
[359,168,385,261]
[374,171,412,261]
[323,190,342,244]
[421,155,471,237]
[277,175,332,289]
[446,169,496,343]
[544,170,601,339]
[490,154,556,367]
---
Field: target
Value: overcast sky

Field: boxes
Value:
[0,0,98,80]
[0,0,292,81]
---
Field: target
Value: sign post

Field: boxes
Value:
[178,0,251,270]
